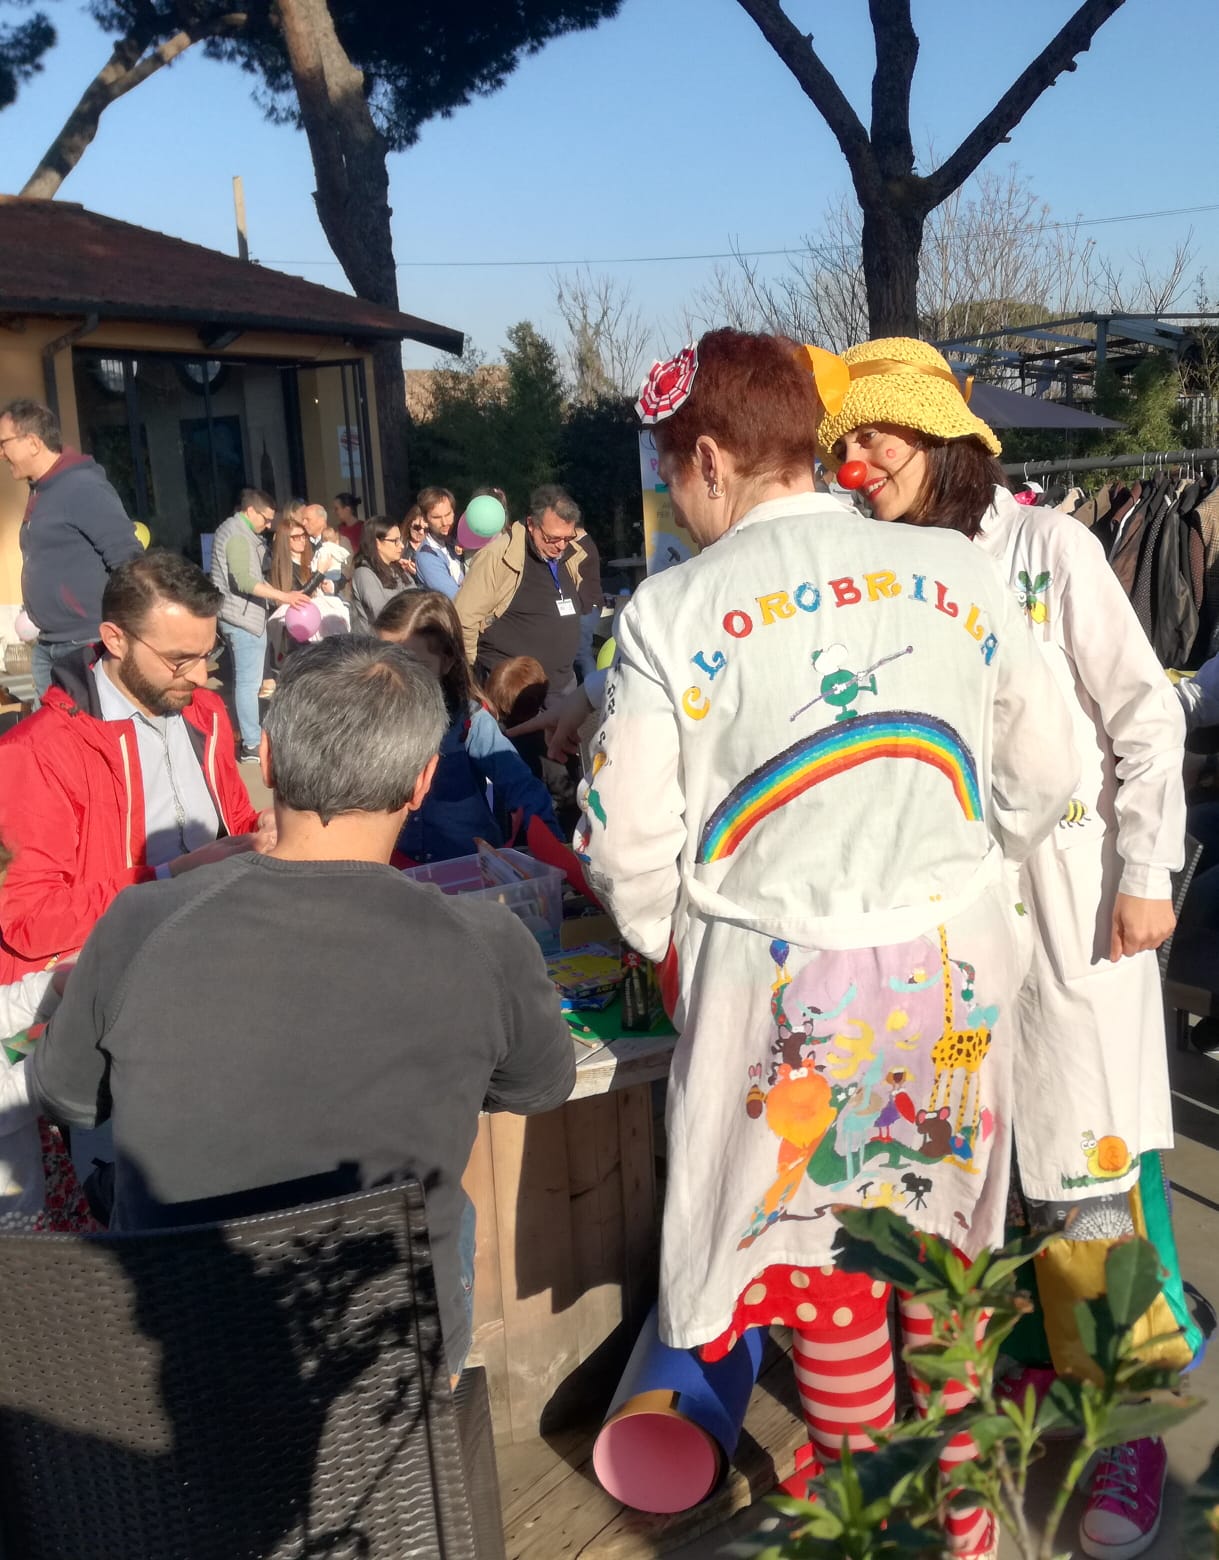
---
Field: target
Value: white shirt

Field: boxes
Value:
[92,659,221,868]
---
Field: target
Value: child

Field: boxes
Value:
[316,526,353,589]
[0,841,95,1232]
[375,592,562,862]
[484,657,550,780]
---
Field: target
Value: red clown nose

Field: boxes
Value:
[836,461,868,490]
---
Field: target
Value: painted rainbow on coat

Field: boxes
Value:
[697,710,982,863]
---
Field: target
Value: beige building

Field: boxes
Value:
[0,196,461,616]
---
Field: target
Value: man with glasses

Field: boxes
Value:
[0,398,142,704]
[210,488,309,759]
[456,484,591,695]
[0,550,264,988]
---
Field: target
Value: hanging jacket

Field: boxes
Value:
[0,651,258,982]
[1130,478,1198,666]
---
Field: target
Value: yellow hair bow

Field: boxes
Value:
[796,344,973,413]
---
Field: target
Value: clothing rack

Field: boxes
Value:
[1001,448,1219,480]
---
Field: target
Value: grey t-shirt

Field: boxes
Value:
[31,853,576,1366]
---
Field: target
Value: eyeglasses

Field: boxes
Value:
[127,630,219,676]
[383,536,404,548]
[0,434,28,451]
[289,530,306,540]
[532,527,572,547]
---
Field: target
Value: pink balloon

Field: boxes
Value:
[456,513,492,553]
[13,608,39,643]
[285,600,322,642]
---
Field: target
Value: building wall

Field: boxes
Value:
[0,315,383,622]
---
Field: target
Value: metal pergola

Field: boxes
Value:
[932,312,1219,405]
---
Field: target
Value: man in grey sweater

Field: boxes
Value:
[210,487,308,758]
[30,637,575,1374]
[1,398,142,703]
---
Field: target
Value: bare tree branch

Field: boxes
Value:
[553,269,648,400]
[20,14,248,199]
[867,0,917,180]
[925,0,1126,206]
[732,0,878,200]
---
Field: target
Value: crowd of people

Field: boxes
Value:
[0,323,1211,1560]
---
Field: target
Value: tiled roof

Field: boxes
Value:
[0,196,462,353]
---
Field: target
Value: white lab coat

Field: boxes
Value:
[974,487,1186,1202]
[583,494,1077,1349]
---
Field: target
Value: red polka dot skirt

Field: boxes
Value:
[699,1262,892,1362]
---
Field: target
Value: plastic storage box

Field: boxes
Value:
[402,849,563,952]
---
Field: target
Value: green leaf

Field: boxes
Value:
[1089,1393,1202,1450]
[1074,1297,1099,1359]
[852,1433,946,1510]
[1104,1237,1165,1330]
[965,1412,1019,1456]
[831,1207,950,1290]
[1036,1376,1084,1437]
[976,1238,1055,1291]
[899,1349,971,1387]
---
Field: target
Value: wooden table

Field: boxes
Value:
[463,1003,677,1445]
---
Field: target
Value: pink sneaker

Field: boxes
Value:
[1079,1437,1167,1559]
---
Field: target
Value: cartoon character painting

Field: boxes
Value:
[1017,569,1051,624]
[739,926,1000,1246]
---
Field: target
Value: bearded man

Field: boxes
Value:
[0,549,265,982]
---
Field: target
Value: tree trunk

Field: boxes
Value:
[860,198,925,337]
[275,0,412,515]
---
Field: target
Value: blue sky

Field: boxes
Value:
[5,0,1218,371]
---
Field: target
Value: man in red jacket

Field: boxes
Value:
[0,550,264,983]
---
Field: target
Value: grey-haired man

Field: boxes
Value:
[30,636,574,1374]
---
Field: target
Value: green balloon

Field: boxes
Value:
[596,636,617,670]
[466,494,507,538]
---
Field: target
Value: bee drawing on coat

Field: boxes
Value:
[1059,798,1090,829]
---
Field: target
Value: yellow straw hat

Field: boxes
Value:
[808,337,1002,471]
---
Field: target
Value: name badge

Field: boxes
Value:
[556,597,577,617]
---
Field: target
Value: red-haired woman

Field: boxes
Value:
[581,329,1078,1558]
[819,338,1188,1560]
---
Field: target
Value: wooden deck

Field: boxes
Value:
[497,1330,805,1559]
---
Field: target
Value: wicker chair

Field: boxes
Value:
[0,1181,505,1560]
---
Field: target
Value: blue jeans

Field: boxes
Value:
[220,622,266,751]
[32,637,94,704]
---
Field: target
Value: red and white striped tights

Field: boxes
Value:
[786,1289,994,1557]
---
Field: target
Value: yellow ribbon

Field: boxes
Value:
[796,344,973,415]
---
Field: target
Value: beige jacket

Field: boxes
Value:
[455,521,589,664]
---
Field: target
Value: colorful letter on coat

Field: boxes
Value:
[696,710,982,863]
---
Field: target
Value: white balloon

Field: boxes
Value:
[13,608,39,643]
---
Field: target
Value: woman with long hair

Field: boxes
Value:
[581,329,1077,1559]
[401,504,426,583]
[268,500,312,594]
[818,337,1188,1560]
[375,591,559,862]
[350,515,409,634]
